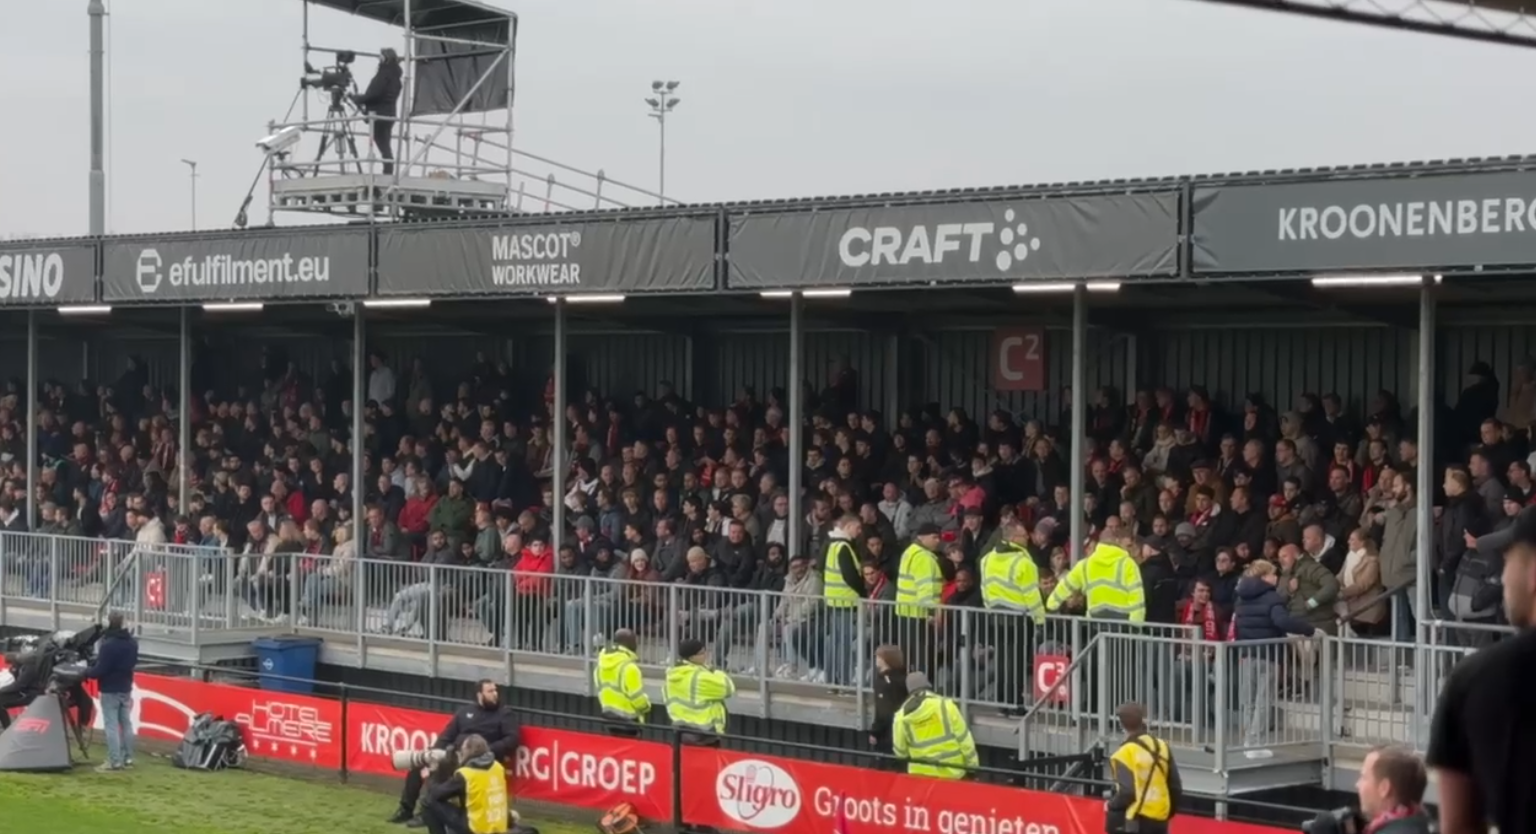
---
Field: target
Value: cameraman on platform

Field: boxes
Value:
[391,679,520,828]
[83,612,139,772]
[353,47,403,175]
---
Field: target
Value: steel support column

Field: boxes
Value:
[352,311,366,544]
[178,307,190,512]
[1067,284,1087,563]
[552,298,567,553]
[1413,278,1436,747]
[787,295,804,556]
[24,311,37,530]
[88,0,106,235]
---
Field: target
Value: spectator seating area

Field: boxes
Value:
[0,345,1525,762]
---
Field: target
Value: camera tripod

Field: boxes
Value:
[315,94,363,176]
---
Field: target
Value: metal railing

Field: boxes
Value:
[0,530,1519,763]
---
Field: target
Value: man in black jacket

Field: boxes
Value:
[391,679,520,826]
[354,48,403,175]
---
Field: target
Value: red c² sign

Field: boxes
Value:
[991,328,1045,392]
[1032,654,1070,704]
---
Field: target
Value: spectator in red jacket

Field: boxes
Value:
[512,535,554,650]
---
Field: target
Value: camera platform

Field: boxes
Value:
[271,172,512,220]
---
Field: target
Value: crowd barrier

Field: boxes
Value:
[0,655,1295,834]
[0,530,1513,760]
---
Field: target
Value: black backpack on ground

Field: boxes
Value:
[171,713,248,771]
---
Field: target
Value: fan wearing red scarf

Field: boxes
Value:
[1351,745,1431,834]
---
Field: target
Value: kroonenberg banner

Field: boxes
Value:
[0,242,96,306]
[101,229,370,302]
[1193,170,1536,273]
[375,216,717,296]
[726,193,1180,289]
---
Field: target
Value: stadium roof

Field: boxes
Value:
[1188,0,1536,49]
[306,0,514,30]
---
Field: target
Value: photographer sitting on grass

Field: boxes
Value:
[392,679,520,827]
[423,734,524,834]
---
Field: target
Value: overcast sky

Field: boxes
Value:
[3,0,1534,238]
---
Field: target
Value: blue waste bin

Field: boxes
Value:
[251,636,322,694]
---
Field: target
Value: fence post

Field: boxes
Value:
[670,731,683,831]
[340,685,351,784]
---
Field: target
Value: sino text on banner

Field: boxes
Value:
[0,241,97,306]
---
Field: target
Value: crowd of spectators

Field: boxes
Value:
[0,344,1527,699]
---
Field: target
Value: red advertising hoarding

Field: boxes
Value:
[0,659,1288,834]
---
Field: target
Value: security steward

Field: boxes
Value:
[391,679,520,827]
[891,672,978,780]
[821,514,864,686]
[422,734,510,834]
[895,524,945,676]
[595,628,651,736]
[1106,703,1181,834]
[979,520,1045,713]
[664,638,734,745]
[1046,527,1146,622]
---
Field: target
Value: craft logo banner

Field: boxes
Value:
[1193,170,1536,273]
[101,230,369,302]
[0,243,96,305]
[726,193,1180,289]
[376,216,717,296]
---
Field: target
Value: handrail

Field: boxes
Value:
[1017,633,1101,726]
[1335,576,1412,625]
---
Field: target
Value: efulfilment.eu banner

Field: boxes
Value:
[375,217,718,297]
[101,230,370,302]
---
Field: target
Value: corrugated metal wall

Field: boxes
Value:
[698,330,892,414]
[1143,326,1412,416]
[915,328,1132,425]
[1438,325,1536,404]
[26,321,1536,424]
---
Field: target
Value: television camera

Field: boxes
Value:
[301,50,358,107]
[0,626,103,757]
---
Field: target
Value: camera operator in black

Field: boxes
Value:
[391,679,520,827]
[0,650,43,729]
[353,47,403,175]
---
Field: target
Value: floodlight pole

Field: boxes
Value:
[646,81,681,203]
[88,0,106,236]
[180,159,199,231]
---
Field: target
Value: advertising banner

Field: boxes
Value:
[1192,170,1536,273]
[0,660,1289,834]
[0,241,96,306]
[101,229,370,302]
[376,216,717,297]
[682,747,1289,834]
[726,193,1180,289]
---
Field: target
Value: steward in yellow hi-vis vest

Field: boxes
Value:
[664,638,735,741]
[821,515,865,687]
[979,520,1045,710]
[594,629,651,727]
[895,524,946,676]
[1106,703,1181,834]
[891,672,978,780]
[1046,533,1146,622]
[424,734,511,834]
